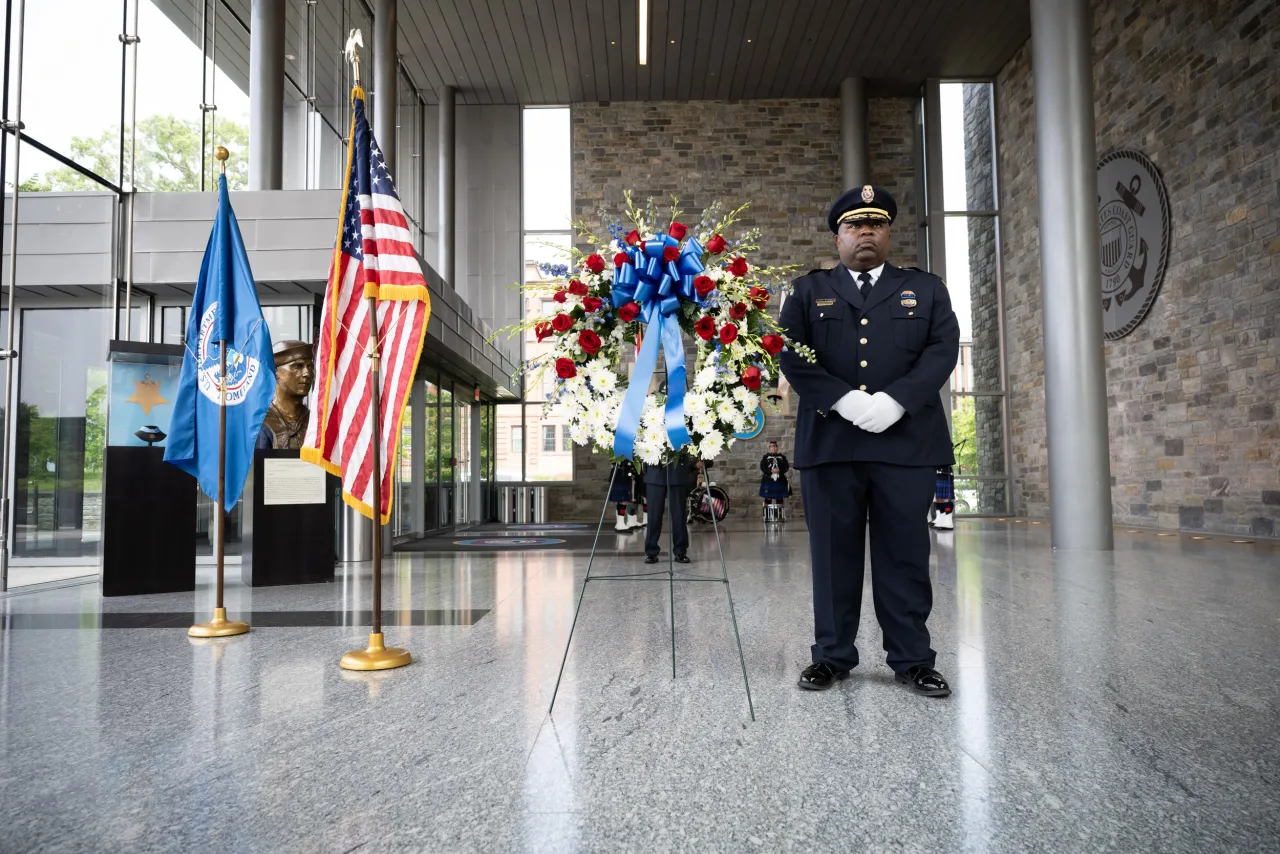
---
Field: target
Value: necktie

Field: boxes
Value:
[858,272,873,300]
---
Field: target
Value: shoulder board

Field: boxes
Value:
[900,266,947,286]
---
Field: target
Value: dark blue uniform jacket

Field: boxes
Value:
[779,262,960,469]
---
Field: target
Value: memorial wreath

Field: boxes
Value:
[503,194,814,465]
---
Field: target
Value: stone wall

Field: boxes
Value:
[997,0,1280,536]
[547,97,918,521]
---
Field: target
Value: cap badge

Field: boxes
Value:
[861,185,875,203]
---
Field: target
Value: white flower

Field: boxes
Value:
[695,366,717,389]
[691,411,716,435]
[638,443,662,466]
[684,392,708,416]
[593,425,613,448]
[594,371,618,394]
[699,432,725,459]
[570,423,589,445]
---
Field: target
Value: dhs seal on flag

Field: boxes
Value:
[195,303,264,406]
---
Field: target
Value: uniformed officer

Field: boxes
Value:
[643,455,698,564]
[779,185,960,697]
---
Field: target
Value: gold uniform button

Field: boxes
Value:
[860,360,868,367]
[859,337,868,345]
[859,385,867,391]
[860,318,869,326]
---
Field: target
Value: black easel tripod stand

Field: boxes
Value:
[548,461,755,721]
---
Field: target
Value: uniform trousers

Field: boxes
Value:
[644,484,690,559]
[800,461,937,674]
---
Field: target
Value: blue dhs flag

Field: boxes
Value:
[165,174,275,511]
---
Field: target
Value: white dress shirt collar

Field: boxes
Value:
[845,263,886,286]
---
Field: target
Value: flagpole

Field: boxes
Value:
[190,146,249,639]
[339,37,409,671]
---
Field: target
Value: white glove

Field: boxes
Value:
[832,390,873,423]
[853,392,906,433]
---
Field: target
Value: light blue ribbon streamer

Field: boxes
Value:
[610,232,707,460]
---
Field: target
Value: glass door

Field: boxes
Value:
[439,383,455,528]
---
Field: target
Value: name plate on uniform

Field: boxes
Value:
[263,458,327,505]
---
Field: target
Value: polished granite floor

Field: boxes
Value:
[1,520,1278,853]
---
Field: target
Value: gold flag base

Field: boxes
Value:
[340,632,411,671]
[189,607,251,638]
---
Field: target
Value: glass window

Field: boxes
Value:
[311,0,345,190]
[496,404,522,481]
[526,404,572,482]
[17,0,125,189]
[423,378,439,527]
[14,309,113,559]
[521,108,571,231]
[562,425,571,452]
[261,305,312,344]
[934,80,1007,514]
[132,0,208,192]
[211,2,252,189]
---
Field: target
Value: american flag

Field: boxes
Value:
[302,87,430,524]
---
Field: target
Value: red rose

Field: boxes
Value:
[719,323,738,345]
[668,221,688,240]
[625,230,640,246]
[585,254,606,274]
[535,322,553,342]
[693,275,715,297]
[760,334,784,355]
[555,358,577,379]
[578,329,602,355]
[741,366,762,390]
[551,313,574,332]
[618,301,641,323]
[663,245,679,262]
[568,279,589,297]
[706,234,728,254]
[726,256,749,277]
[695,316,717,341]
[730,302,748,320]
[553,290,567,303]
[583,296,603,312]
[613,251,632,267]
[749,286,770,308]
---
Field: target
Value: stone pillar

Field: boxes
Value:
[1031,0,1114,549]
[373,0,397,176]
[439,86,456,287]
[839,78,870,188]
[249,0,285,190]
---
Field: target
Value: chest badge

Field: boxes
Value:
[815,298,836,306]
[900,289,917,308]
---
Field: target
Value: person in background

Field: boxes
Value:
[759,440,790,516]
[608,461,644,532]
[643,454,698,564]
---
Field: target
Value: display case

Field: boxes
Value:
[101,342,196,596]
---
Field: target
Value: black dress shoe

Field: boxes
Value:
[896,665,952,697]
[674,554,691,564]
[644,555,659,564]
[797,661,849,691]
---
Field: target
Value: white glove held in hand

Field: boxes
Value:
[832,390,873,423]
[853,392,906,433]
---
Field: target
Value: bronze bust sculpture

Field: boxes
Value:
[257,339,315,450]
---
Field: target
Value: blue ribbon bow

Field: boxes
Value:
[611,234,707,460]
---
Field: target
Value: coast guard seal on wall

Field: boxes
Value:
[1097,149,1170,340]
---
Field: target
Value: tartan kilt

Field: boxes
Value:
[608,470,635,503]
[934,467,955,502]
[759,479,789,499]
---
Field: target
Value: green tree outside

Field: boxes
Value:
[951,395,977,476]
[19,116,249,192]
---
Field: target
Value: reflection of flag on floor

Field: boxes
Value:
[165,173,275,510]
[302,85,430,523]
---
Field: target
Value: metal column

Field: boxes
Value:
[1030,0,1114,550]
[469,396,481,523]
[249,0,285,190]
[372,0,397,176]
[839,77,870,188]
[438,85,456,288]
[922,79,953,428]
